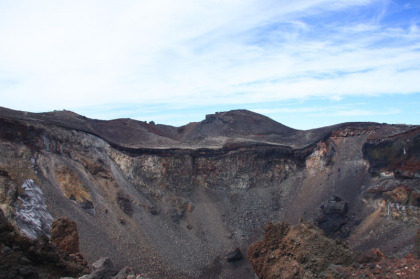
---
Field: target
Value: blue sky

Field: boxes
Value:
[0,0,419,129]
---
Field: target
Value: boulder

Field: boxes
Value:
[248,222,354,279]
[355,248,386,264]
[316,196,350,238]
[111,267,136,279]
[78,257,116,279]
[51,217,80,254]
[225,248,243,262]
[90,257,116,279]
[117,191,133,216]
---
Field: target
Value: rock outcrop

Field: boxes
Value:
[79,257,116,279]
[51,217,80,254]
[315,196,351,239]
[14,179,54,239]
[248,222,354,278]
[225,248,243,262]
[363,127,420,178]
[0,208,89,278]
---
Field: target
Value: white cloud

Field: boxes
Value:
[0,0,419,116]
[252,105,401,123]
[331,108,401,117]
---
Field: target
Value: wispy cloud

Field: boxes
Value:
[0,0,419,127]
[332,108,401,117]
[253,104,400,118]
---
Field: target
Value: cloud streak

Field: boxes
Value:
[0,0,419,127]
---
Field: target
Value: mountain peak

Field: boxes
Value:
[200,109,296,136]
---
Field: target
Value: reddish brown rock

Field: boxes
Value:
[356,248,386,264]
[50,217,80,254]
[248,222,354,279]
[383,185,412,204]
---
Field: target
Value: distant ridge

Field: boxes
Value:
[0,106,385,149]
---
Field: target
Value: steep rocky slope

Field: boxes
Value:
[0,106,419,278]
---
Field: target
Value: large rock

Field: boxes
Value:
[51,217,80,254]
[0,209,89,278]
[111,267,136,279]
[315,196,350,238]
[248,222,354,279]
[80,257,116,279]
[225,248,243,262]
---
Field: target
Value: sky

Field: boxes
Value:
[0,0,419,129]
